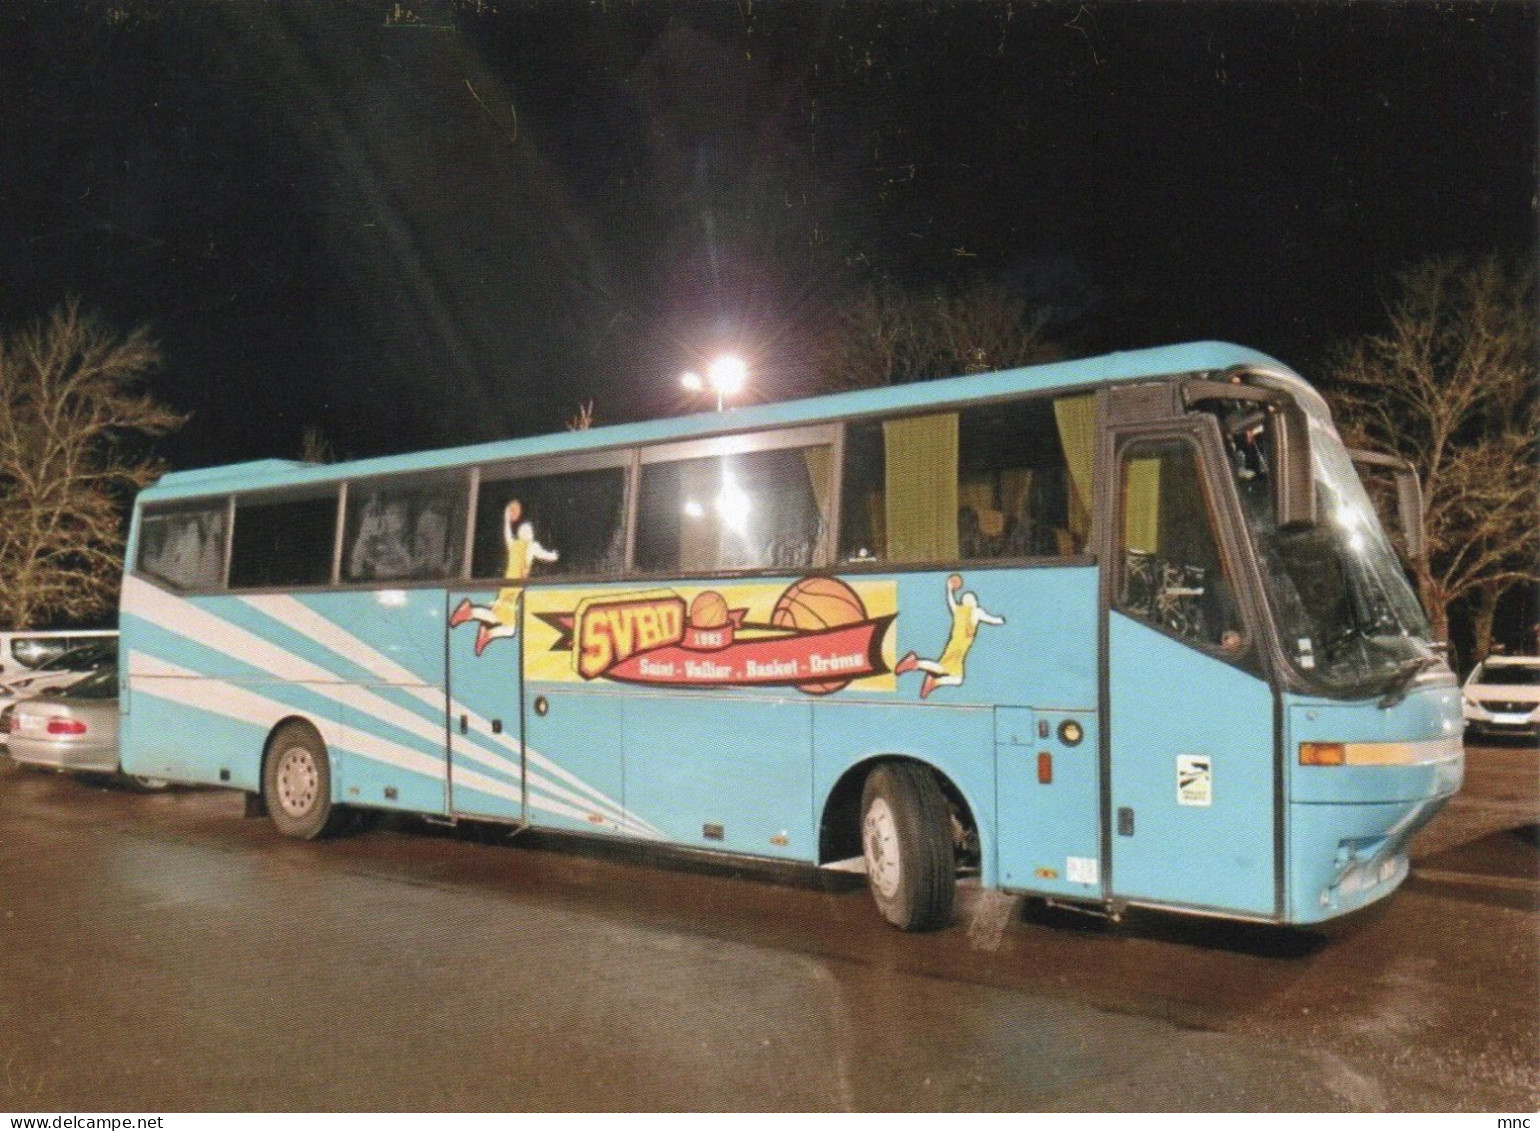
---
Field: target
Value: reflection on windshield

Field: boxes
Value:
[1219,401,1433,696]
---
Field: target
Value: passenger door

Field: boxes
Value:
[446,585,527,822]
[1104,429,1278,917]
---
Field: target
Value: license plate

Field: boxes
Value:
[1493,714,1530,726]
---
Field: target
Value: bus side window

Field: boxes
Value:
[635,442,832,574]
[960,395,1089,559]
[1115,438,1243,652]
[838,393,1091,565]
[471,466,627,581]
[343,474,468,584]
[228,490,338,590]
[837,413,959,564]
[138,502,228,591]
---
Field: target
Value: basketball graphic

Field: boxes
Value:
[690,590,731,629]
[771,576,870,694]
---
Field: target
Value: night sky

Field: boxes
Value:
[1,0,1534,469]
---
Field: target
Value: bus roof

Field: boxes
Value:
[142,340,1291,502]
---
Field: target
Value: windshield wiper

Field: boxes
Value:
[1378,655,1439,709]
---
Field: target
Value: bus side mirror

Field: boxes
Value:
[1349,448,1427,571]
[1272,402,1316,531]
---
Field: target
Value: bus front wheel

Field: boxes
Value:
[263,721,343,840]
[860,761,956,931]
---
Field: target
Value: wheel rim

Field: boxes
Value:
[863,795,902,900]
[274,745,320,818]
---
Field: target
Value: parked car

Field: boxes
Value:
[0,641,114,753]
[4,664,167,789]
[0,639,115,702]
[0,629,116,678]
[1462,655,1540,741]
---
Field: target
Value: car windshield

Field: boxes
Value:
[1214,394,1435,698]
[1472,663,1540,687]
[39,642,114,672]
[57,665,117,699]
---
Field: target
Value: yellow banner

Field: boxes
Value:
[524,575,898,695]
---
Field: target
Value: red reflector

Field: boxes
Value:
[1037,751,1053,784]
[46,718,88,736]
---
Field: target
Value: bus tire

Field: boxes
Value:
[860,761,956,931]
[263,721,343,840]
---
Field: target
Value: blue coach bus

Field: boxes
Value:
[118,342,1462,930]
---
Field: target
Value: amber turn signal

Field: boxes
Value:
[1299,742,1346,766]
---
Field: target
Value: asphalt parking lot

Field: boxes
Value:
[0,739,1534,1111]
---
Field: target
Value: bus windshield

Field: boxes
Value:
[1216,396,1435,697]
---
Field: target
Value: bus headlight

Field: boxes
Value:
[1299,737,1462,766]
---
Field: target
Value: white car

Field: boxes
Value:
[0,629,116,679]
[1462,655,1540,741]
[0,639,115,700]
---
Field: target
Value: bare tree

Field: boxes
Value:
[299,424,336,464]
[808,278,1061,396]
[1328,256,1537,661]
[0,301,185,629]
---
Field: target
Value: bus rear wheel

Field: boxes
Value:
[263,721,344,840]
[860,761,956,931]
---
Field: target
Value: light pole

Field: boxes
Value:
[681,353,748,412]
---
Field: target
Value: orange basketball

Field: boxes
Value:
[771,576,869,695]
[771,575,867,631]
[690,590,731,629]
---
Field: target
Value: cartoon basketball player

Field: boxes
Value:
[449,500,558,655]
[894,573,1004,699]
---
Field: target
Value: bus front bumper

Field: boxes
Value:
[1287,791,1454,924]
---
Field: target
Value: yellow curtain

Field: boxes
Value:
[1123,457,1163,554]
[884,413,958,562]
[1053,394,1097,545]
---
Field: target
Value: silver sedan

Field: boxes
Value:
[5,666,167,789]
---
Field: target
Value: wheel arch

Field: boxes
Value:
[818,754,982,870]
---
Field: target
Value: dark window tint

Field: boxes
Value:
[229,492,337,590]
[343,475,468,583]
[636,444,831,574]
[472,467,626,580]
[838,394,1090,564]
[138,503,228,590]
